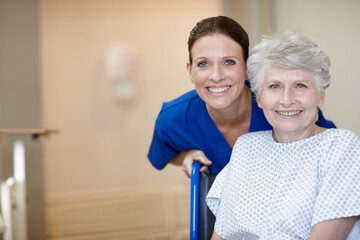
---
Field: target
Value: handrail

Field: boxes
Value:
[0,128,58,141]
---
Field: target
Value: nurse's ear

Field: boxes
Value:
[187,63,195,84]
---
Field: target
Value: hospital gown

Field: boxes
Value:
[206,129,360,240]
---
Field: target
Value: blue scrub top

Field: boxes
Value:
[148,82,336,174]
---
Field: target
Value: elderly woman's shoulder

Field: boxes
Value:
[324,128,359,140]
[319,128,360,150]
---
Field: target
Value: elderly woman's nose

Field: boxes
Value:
[210,65,224,82]
[281,88,295,106]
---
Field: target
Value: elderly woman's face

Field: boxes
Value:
[187,33,247,110]
[258,66,325,141]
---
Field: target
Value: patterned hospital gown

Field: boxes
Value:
[206,129,360,240]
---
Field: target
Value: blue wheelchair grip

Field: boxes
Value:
[190,161,200,240]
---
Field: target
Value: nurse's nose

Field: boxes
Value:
[210,64,224,82]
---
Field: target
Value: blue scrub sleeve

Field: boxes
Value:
[148,127,178,170]
[317,108,336,128]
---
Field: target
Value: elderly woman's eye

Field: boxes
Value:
[297,83,307,88]
[225,59,236,65]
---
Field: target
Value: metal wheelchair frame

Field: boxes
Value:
[190,161,216,240]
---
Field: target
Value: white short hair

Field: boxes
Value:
[247,31,331,98]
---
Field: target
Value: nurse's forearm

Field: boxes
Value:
[170,150,212,178]
[170,151,186,166]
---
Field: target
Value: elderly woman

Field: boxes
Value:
[206,32,360,240]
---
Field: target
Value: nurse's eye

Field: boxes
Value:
[224,59,236,65]
[197,62,208,67]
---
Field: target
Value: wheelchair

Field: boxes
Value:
[190,161,216,240]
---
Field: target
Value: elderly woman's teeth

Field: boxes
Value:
[277,111,301,116]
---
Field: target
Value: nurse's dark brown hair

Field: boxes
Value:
[187,16,249,65]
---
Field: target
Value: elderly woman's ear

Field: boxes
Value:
[317,90,325,108]
[256,95,263,109]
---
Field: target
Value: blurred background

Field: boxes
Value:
[0,0,359,239]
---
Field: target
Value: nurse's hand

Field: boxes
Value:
[170,149,212,178]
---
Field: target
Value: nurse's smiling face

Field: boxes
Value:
[187,33,248,111]
[258,66,325,142]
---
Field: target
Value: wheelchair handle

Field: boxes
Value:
[190,161,201,240]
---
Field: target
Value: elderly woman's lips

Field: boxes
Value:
[207,86,230,93]
[276,110,302,116]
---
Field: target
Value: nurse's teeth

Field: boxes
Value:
[278,111,301,116]
[208,86,230,93]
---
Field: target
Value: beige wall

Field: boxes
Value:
[272,0,360,135]
[40,0,222,195]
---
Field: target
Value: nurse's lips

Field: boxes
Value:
[207,86,230,93]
